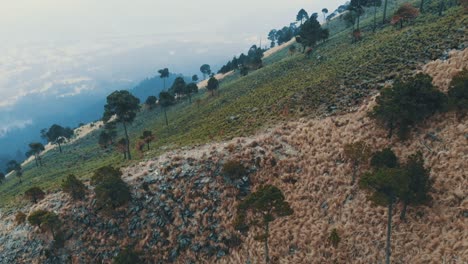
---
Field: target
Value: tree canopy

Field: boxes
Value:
[44,124,74,153]
[296,16,328,51]
[158,68,170,89]
[91,166,131,213]
[145,95,157,110]
[235,185,293,263]
[296,9,309,25]
[103,90,140,160]
[370,74,446,139]
[207,77,219,96]
[200,64,211,79]
[448,68,468,118]
[28,142,45,167]
[159,91,175,126]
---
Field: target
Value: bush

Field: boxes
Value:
[371,148,399,169]
[370,73,446,139]
[24,187,45,203]
[92,166,131,212]
[113,247,142,264]
[28,210,62,239]
[62,174,86,200]
[15,211,27,224]
[329,228,340,248]
[222,160,247,180]
[28,210,49,226]
[448,69,468,119]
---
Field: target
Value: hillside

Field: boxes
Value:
[0,3,467,264]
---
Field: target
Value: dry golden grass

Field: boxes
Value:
[422,48,468,92]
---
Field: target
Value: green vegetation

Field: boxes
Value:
[370,74,446,139]
[28,210,61,239]
[140,130,155,151]
[370,148,399,168]
[145,95,157,110]
[200,64,211,80]
[0,172,5,184]
[329,228,340,248]
[206,77,219,96]
[343,141,371,184]
[360,167,404,264]
[235,185,293,264]
[159,91,175,126]
[27,142,45,167]
[113,247,142,264]
[103,90,141,160]
[42,124,74,153]
[24,187,45,203]
[61,174,86,200]
[399,151,432,220]
[0,4,465,209]
[91,166,131,213]
[222,160,246,180]
[448,68,468,119]
[158,68,170,90]
[361,148,433,263]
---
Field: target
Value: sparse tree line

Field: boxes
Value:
[342,0,464,42]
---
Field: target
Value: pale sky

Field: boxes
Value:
[0,0,344,44]
[0,0,345,152]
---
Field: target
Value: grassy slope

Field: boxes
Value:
[0,5,465,209]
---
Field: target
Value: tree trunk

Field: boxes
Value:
[351,163,357,185]
[34,155,39,167]
[163,78,166,90]
[387,123,394,139]
[147,142,150,151]
[164,108,169,126]
[386,200,393,264]
[438,0,445,16]
[189,93,192,103]
[58,142,62,153]
[357,14,361,31]
[400,200,408,220]
[264,222,270,264]
[373,2,377,32]
[383,0,388,24]
[122,122,131,160]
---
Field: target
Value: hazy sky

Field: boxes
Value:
[0,0,344,131]
[1,0,344,43]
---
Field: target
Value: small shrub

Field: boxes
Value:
[28,210,49,226]
[62,174,86,200]
[15,211,27,224]
[370,148,399,169]
[222,234,242,248]
[24,187,45,203]
[329,228,340,248]
[113,247,142,264]
[92,166,131,212]
[448,68,468,119]
[343,141,371,184]
[222,160,246,180]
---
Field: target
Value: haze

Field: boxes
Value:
[0,0,343,156]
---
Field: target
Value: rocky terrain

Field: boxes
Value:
[0,20,467,264]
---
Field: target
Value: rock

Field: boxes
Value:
[201,177,211,184]
[217,250,226,258]
[321,201,329,211]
